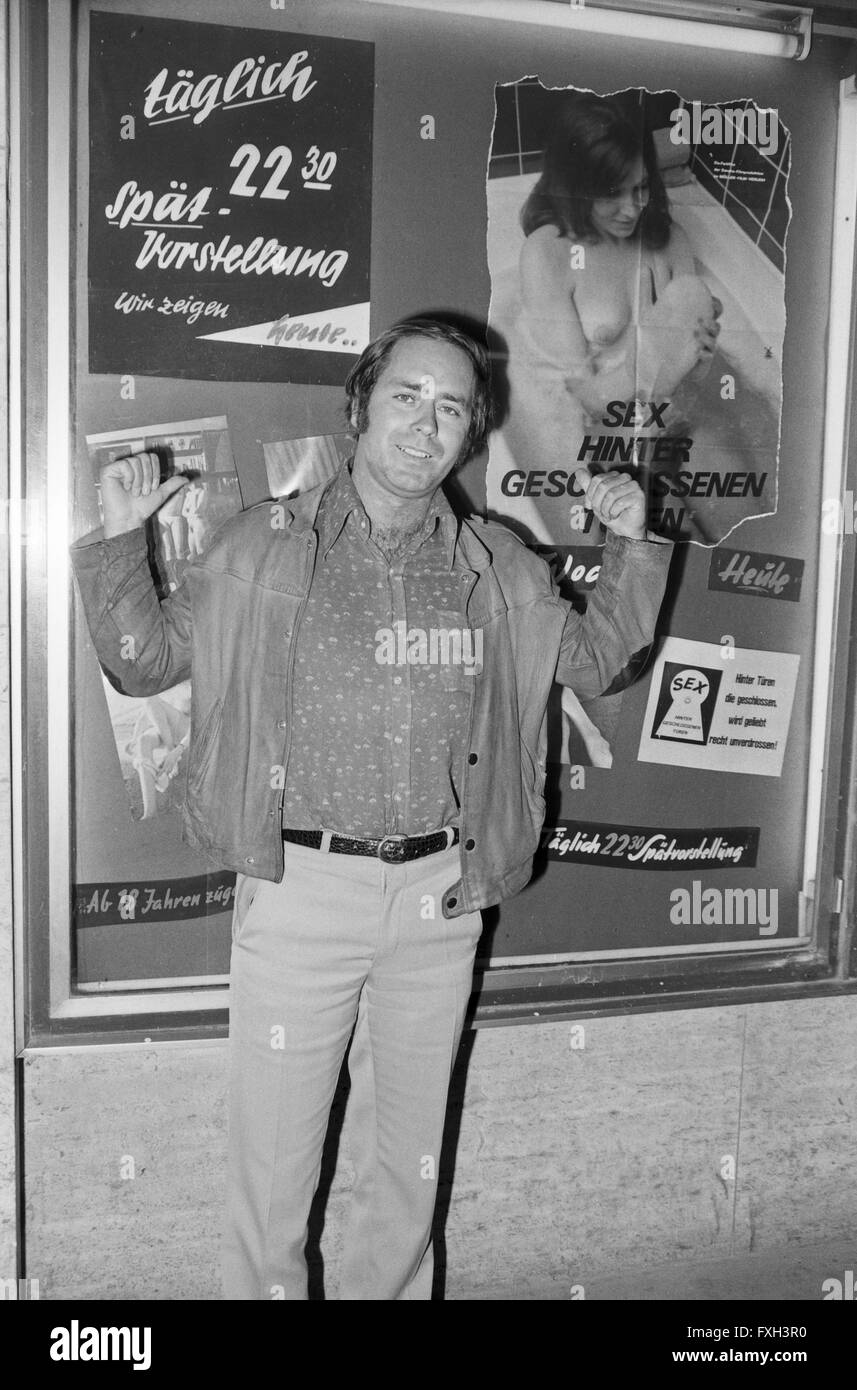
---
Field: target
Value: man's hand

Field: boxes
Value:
[573,467,647,541]
[100,448,189,539]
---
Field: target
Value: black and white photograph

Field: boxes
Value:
[3,0,857,1359]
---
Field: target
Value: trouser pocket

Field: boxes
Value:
[231,872,261,946]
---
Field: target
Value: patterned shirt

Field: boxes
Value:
[280,463,475,837]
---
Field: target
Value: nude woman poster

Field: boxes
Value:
[485,81,788,768]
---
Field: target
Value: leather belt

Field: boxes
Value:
[282,826,459,864]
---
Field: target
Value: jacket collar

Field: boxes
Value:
[280,466,492,574]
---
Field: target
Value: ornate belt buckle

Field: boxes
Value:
[378,834,408,863]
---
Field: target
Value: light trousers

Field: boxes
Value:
[221,839,483,1300]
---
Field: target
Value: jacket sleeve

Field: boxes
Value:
[70,526,194,696]
[554,531,673,698]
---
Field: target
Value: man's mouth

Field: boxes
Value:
[397,444,435,461]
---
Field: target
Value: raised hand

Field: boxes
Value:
[573,466,647,541]
[99,448,189,538]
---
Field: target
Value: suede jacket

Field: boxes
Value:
[71,477,672,917]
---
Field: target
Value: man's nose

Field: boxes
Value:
[413,399,439,434]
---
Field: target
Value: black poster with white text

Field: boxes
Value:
[88,12,374,383]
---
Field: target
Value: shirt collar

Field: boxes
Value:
[317,461,362,556]
[318,462,460,569]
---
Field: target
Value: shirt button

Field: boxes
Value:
[245,857,256,865]
[277,719,287,729]
[468,752,478,764]
[393,676,402,685]
[465,838,476,851]
[447,896,458,909]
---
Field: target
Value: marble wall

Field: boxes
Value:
[21,996,857,1300]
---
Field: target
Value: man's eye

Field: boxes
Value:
[394,392,416,403]
[440,404,461,417]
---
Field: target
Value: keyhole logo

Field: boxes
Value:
[653,664,721,745]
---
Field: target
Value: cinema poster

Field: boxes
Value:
[637,637,799,778]
[486,79,787,550]
[88,12,374,384]
[485,80,788,767]
[84,416,242,821]
[263,432,353,500]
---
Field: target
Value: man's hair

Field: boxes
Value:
[344,318,492,463]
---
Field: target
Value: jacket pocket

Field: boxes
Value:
[187,696,223,797]
[520,737,546,818]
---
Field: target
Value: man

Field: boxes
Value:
[72,318,671,1300]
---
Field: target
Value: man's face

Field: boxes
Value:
[351,336,476,503]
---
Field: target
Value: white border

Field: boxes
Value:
[46,0,73,1016]
[9,0,26,1051]
[487,936,802,969]
[800,76,857,932]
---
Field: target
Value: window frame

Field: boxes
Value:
[12,0,857,1052]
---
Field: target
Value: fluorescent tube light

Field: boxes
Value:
[355,0,812,60]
